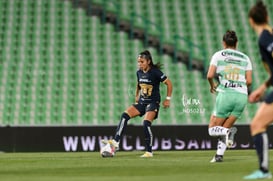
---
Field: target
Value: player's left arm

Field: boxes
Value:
[263,61,273,88]
[162,78,173,108]
[249,48,272,103]
[249,62,273,102]
[246,57,253,95]
[248,62,270,103]
[246,70,253,95]
[260,39,273,88]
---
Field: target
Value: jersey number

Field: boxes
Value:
[224,65,240,81]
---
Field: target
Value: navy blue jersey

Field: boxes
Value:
[258,29,273,85]
[136,68,167,104]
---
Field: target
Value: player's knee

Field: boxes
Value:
[250,121,259,131]
[250,121,266,135]
[143,120,152,127]
[208,127,213,136]
[121,112,130,120]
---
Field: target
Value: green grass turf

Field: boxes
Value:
[0,150,269,181]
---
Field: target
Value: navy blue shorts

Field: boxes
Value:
[264,90,273,104]
[133,102,160,119]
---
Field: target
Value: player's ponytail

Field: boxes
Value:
[138,50,163,70]
[223,30,238,48]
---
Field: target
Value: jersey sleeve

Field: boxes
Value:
[259,42,269,63]
[258,33,273,63]
[155,69,168,82]
[210,53,218,66]
[258,31,273,86]
[136,71,140,83]
[246,57,252,71]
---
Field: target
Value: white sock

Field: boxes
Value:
[216,139,227,155]
[208,126,229,136]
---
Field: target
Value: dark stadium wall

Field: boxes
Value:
[0,125,272,152]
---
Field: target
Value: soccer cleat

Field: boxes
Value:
[244,170,272,179]
[226,127,238,148]
[101,139,119,150]
[140,152,153,158]
[210,154,223,163]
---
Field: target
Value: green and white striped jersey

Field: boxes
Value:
[210,48,252,94]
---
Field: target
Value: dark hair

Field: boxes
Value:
[138,50,163,70]
[223,30,238,47]
[248,0,268,24]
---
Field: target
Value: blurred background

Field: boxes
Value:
[0,0,272,127]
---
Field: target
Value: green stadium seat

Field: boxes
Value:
[0,0,272,125]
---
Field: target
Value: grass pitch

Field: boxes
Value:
[0,150,268,181]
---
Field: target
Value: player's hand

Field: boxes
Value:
[209,82,218,94]
[162,99,170,108]
[248,83,266,103]
[210,86,217,93]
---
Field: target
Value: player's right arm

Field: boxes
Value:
[135,83,140,103]
[207,65,217,93]
[207,53,218,93]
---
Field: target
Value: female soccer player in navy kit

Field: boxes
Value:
[244,1,273,179]
[103,50,173,157]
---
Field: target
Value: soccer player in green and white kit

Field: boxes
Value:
[207,30,252,162]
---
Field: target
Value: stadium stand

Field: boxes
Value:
[0,0,272,125]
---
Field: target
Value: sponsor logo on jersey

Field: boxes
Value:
[139,78,151,83]
[224,58,241,65]
[266,42,273,52]
[221,51,246,59]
